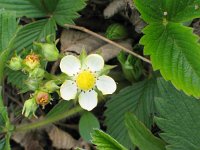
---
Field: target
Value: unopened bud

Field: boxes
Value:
[25,78,40,91]
[44,80,59,93]
[35,42,59,61]
[8,55,22,71]
[105,23,128,40]
[29,68,45,79]
[22,98,38,118]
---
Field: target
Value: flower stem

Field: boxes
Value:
[15,106,83,132]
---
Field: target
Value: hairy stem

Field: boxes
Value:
[15,106,83,132]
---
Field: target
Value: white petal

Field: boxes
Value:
[78,90,98,111]
[85,54,104,72]
[96,75,117,95]
[60,55,81,76]
[60,80,77,100]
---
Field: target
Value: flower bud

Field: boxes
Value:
[29,68,45,79]
[105,23,128,40]
[22,98,38,118]
[8,55,22,71]
[44,80,59,93]
[35,42,59,61]
[23,53,40,71]
[35,91,51,108]
[25,78,40,91]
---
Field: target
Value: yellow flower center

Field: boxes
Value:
[76,70,96,91]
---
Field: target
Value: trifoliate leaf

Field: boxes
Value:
[134,0,200,97]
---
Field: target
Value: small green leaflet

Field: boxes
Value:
[79,112,100,142]
[91,129,128,150]
[125,113,165,150]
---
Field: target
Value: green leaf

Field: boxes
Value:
[133,0,165,23]
[155,78,200,150]
[12,18,56,52]
[0,10,17,51]
[5,68,28,92]
[165,0,200,22]
[0,107,9,131]
[91,129,128,150]
[46,100,72,119]
[105,77,159,149]
[0,10,17,85]
[141,22,200,97]
[134,0,200,97]
[0,134,11,150]
[0,106,12,150]
[42,0,59,12]
[53,0,86,26]
[134,0,200,23]
[125,113,165,150]
[0,0,45,18]
[0,0,86,26]
[79,112,100,142]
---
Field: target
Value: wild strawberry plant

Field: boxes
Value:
[0,0,200,150]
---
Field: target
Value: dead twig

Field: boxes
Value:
[64,24,151,64]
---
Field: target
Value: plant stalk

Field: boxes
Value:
[15,106,83,132]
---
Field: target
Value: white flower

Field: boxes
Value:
[59,54,117,111]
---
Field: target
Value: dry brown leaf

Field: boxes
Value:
[12,131,44,150]
[103,0,127,19]
[103,0,146,33]
[61,30,132,62]
[193,19,200,36]
[121,8,146,33]
[92,39,132,61]
[46,125,80,149]
[60,30,90,52]
[61,30,106,54]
